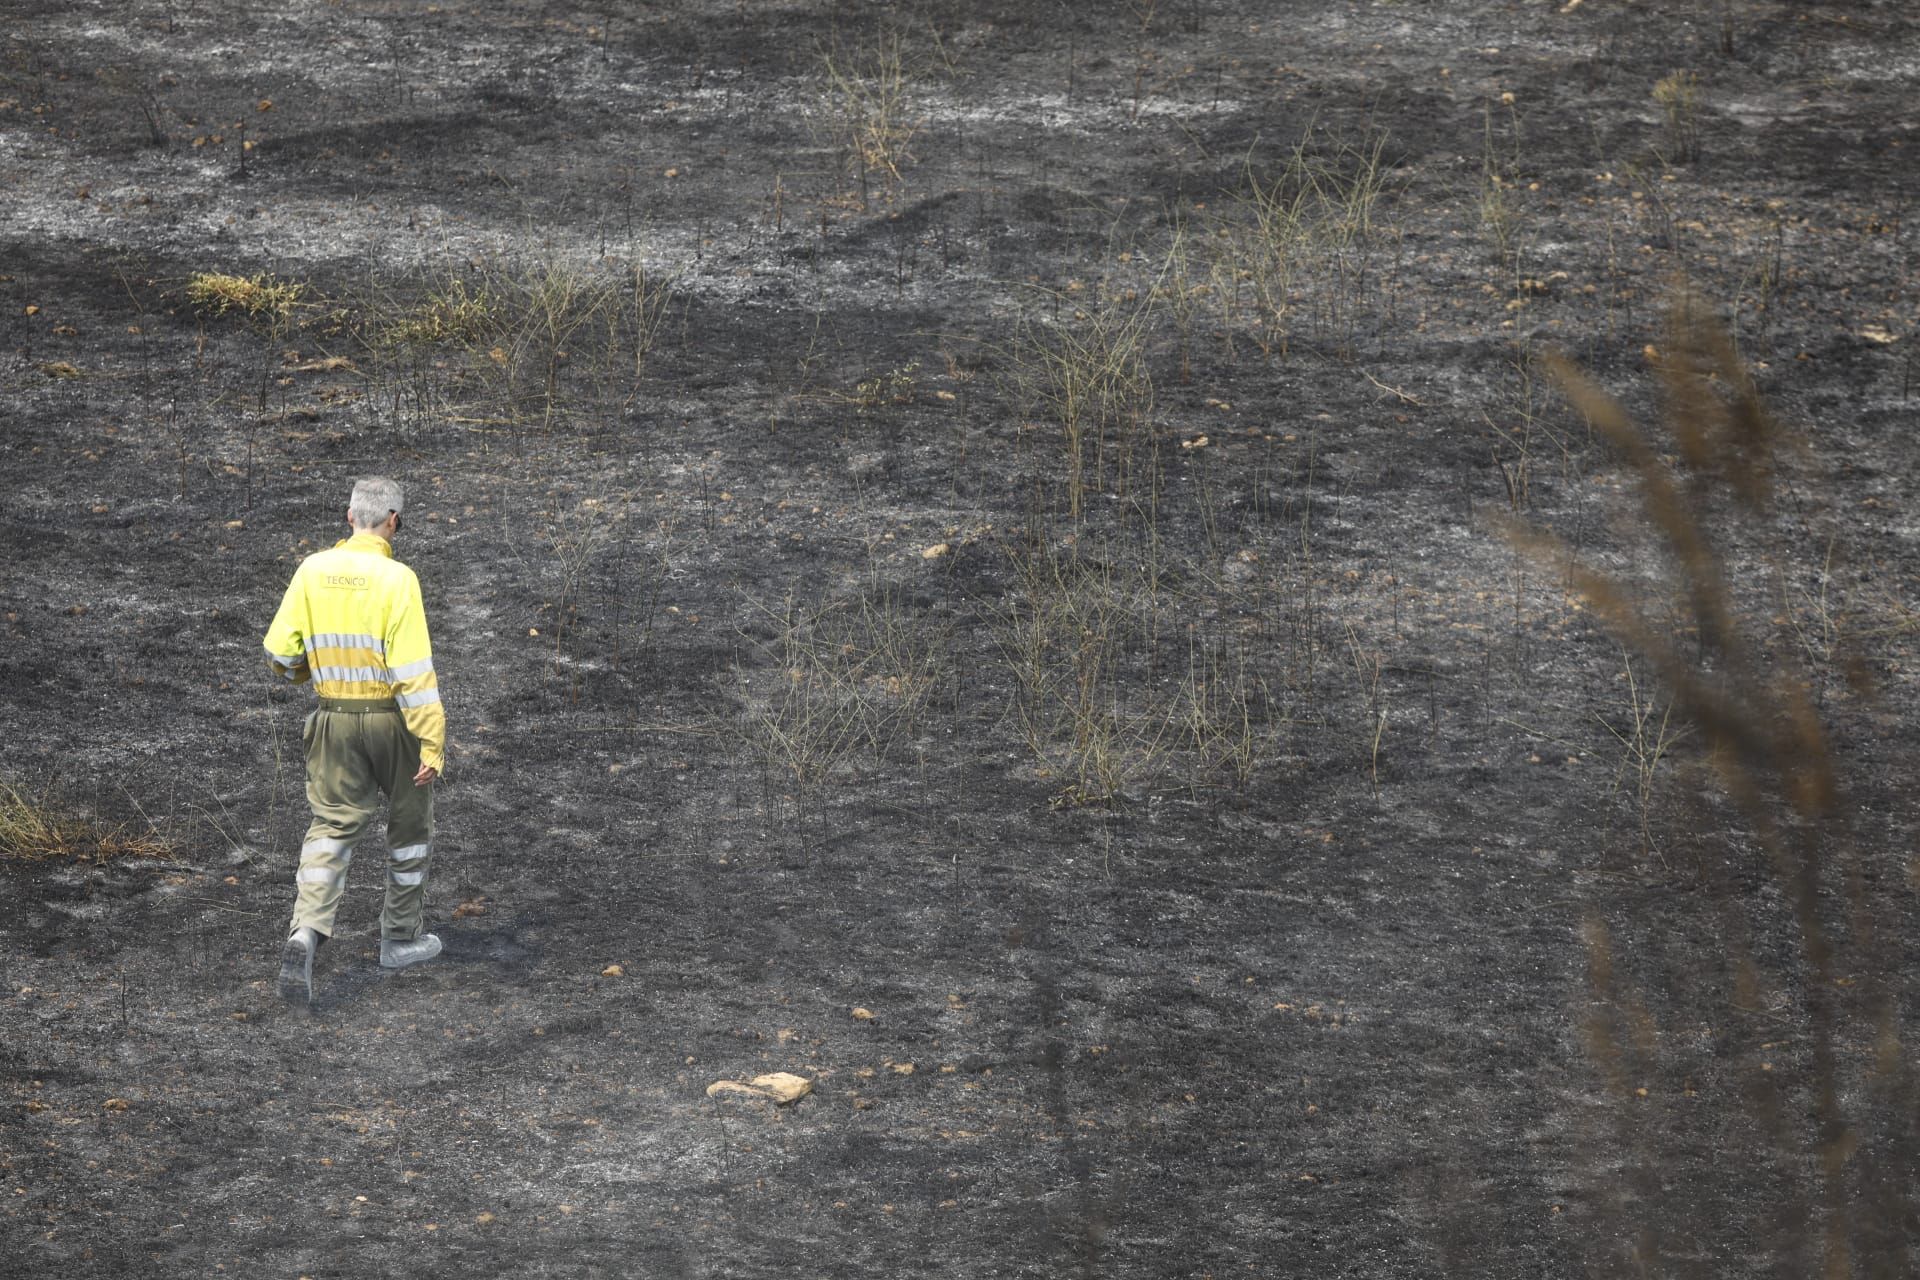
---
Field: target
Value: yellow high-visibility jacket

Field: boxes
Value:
[262,531,446,772]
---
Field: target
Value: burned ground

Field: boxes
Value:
[2,1,1918,1276]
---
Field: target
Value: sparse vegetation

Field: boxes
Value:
[185,271,305,323]
[1008,285,1156,521]
[993,538,1280,808]
[0,781,173,864]
[853,360,918,410]
[527,491,628,699]
[376,274,500,348]
[1478,100,1523,279]
[338,253,676,436]
[1152,223,1207,384]
[97,66,167,146]
[1653,69,1702,164]
[483,257,620,430]
[1207,126,1398,359]
[4,6,1913,1276]
[734,586,950,838]
[1483,349,1588,514]
[1596,651,1685,857]
[819,33,921,208]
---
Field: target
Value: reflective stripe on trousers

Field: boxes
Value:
[389,841,430,887]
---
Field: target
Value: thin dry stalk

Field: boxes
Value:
[1594,652,1688,859]
[820,34,922,207]
[1208,127,1396,359]
[1504,294,1910,1277]
[737,588,948,790]
[1008,286,1157,521]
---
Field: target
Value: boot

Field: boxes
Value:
[380,933,443,970]
[278,926,321,1005]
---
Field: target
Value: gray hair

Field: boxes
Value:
[348,476,404,531]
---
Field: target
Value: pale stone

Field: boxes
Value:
[705,1072,813,1105]
[749,1072,813,1104]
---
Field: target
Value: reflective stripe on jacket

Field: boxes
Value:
[262,531,447,772]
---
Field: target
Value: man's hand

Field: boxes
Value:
[413,764,439,787]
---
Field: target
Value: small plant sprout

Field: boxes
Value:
[854,361,919,411]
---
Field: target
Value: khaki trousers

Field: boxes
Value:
[289,703,435,941]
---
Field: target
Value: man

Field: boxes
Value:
[263,476,447,1005]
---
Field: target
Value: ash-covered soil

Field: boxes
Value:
[3,2,1917,1276]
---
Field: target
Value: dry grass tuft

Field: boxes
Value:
[1008,286,1156,521]
[1206,127,1398,359]
[185,271,305,323]
[820,33,921,207]
[0,782,174,864]
[738,589,947,786]
[344,256,676,435]
[377,276,499,348]
[993,539,1277,808]
[1652,70,1702,164]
